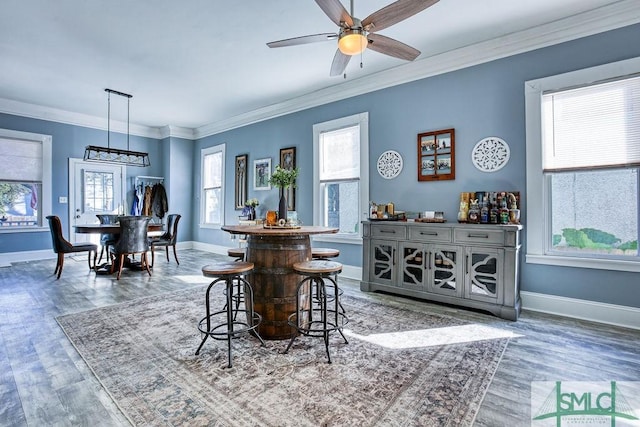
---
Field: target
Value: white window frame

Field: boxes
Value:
[313,112,369,245]
[0,128,52,234]
[200,143,225,229]
[525,56,640,272]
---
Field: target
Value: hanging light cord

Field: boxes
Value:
[105,88,133,150]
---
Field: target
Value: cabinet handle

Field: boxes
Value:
[468,233,489,239]
[427,251,431,270]
[465,255,469,275]
[392,248,396,265]
[420,231,438,236]
[380,229,395,234]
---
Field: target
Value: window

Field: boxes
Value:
[201,144,225,228]
[0,129,52,232]
[83,171,115,212]
[525,57,640,271]
[313,113,369,243]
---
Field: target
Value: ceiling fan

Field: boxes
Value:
[267,0,439,76]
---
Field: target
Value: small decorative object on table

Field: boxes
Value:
[244,198,259,221]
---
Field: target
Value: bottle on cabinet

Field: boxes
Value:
[480,192,489,224]
[499,192,509,224]
[468,198,480,224]
[457,192,470,223]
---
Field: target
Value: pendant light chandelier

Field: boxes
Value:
[84,88,150,167]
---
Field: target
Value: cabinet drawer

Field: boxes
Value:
[408,226,452,243]
[454,228,505,245]
[371,225,406,239]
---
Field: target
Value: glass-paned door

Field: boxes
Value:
[370,239,395,286]
[465,247,502,303]
[430,246,463,297]
[399,242,425,291]
[70,159,125,243]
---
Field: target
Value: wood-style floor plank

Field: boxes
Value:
[1,249,639,426]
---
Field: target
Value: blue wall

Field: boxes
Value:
[195,23,640,308]
[1,23,639,308]
[0,114,163,252]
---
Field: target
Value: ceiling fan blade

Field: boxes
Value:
[315,0,353,27]
[367,33,420,61]
[330,49,352,76]
[362,0,439,32]
[267,33,338,48]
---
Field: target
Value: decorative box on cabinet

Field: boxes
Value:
[361,221,522,320]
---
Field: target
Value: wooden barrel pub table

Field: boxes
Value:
[221,224,338,340]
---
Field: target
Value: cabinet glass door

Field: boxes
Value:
[466,248,502,302]
[431,247,462,297]
[371,240,395,286]
[399,242,424,290]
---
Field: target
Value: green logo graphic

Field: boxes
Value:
[532,381,639,426]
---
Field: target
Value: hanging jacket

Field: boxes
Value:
[151,183,169,219]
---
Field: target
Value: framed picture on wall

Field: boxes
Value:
[279,147,296,211]
[418,128,455,181]
[234,154,248,209]
[253,158,271,191]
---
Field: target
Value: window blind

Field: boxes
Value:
[319,125,360,181]
[542,75,640,172]
[0,138,43,181]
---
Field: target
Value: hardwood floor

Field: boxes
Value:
[1,249,638,426]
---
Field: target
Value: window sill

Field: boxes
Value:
[0,226,47,234]
[312,234,362,246]
[199,224,222,230]
[526,253,640,273]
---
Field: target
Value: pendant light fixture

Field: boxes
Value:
[84,88,150,167]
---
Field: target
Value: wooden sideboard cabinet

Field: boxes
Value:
[361,221,523,320]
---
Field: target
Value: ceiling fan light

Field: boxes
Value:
[338,32,367,56]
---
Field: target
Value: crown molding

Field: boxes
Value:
[0,97,197,140]
[158,125,196,140]
[0,97,166,139]
[195,0,640,138]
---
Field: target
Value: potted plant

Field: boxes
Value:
[269,165,299,222]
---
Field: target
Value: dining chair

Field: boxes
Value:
[149,213,181,267]
[46,215,97,279]
[95,214,120,265]
[111,216,152,280]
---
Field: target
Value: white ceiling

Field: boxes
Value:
[1,0,639,137]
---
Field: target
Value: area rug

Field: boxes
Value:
[56,285,510,426]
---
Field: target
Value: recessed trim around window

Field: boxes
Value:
[0,128,52,233]
[312,112,369,245]
[525,56,640,272]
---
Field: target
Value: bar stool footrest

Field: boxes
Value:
[198,311,262,340]
[287,311,349,337]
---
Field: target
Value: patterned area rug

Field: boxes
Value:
[56,285,510,426]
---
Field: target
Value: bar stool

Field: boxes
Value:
[227,247,245,261]
[196,261,265,368]
[311,248,344,313]
[226,248,247,315]
[311,248,339,260]
[284,260,349,363]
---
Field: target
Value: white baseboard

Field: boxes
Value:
[521,291,640,330]
[0,249,54,267]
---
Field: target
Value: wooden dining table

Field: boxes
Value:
[74,223,163,235]
[221,224,338,340]
[74,222,164,274]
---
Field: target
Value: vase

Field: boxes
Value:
[248,207,255,221]
[278,190,287,223]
